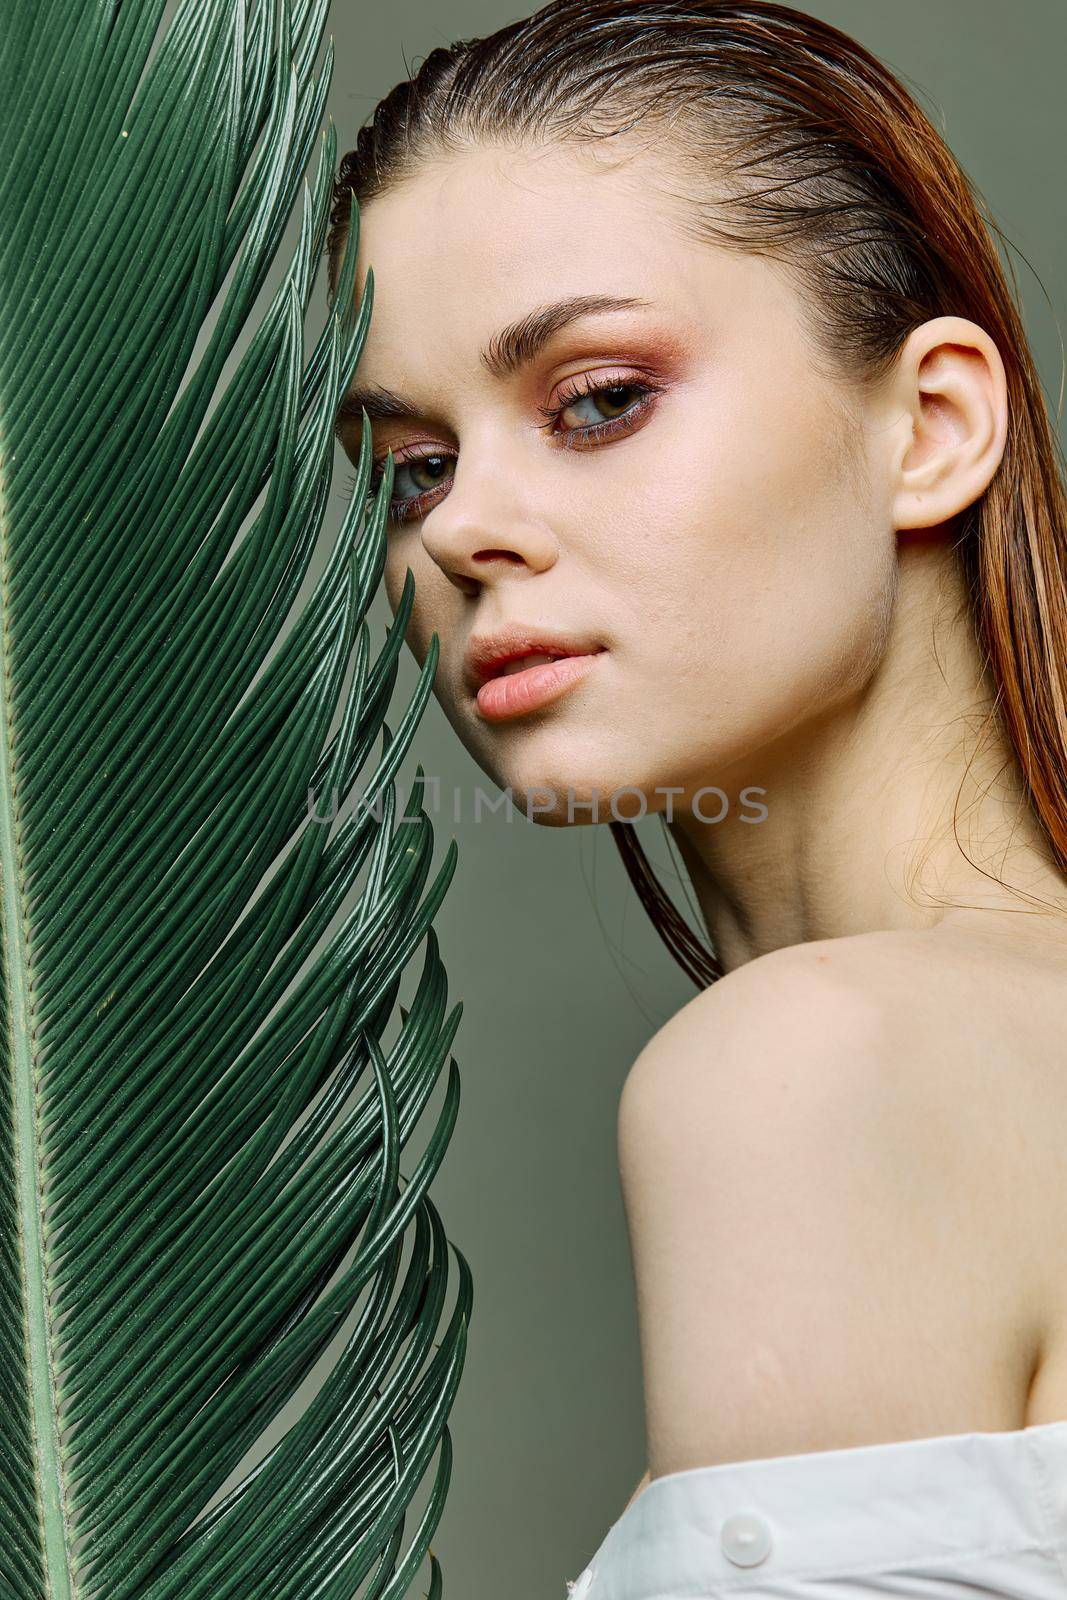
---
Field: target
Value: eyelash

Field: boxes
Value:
[341,372,663,526]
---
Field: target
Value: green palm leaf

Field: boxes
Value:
[0,0,472,1594]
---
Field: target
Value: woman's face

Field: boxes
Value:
[336,140,895,824]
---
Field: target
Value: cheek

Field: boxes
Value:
[382,536,430,626]
[382,547,406,615]
[382,540,451,668]
[606,386,891,740]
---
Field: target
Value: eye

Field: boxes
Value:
[534,374,656,437]
[339,448,453,528]
[344,371,663,527]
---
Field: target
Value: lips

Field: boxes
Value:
[494,651,566,676]
[474,652,604,722]
[464,627,605,692]
[483,647,573,680]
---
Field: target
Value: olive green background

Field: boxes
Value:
[287,4,1065,1593]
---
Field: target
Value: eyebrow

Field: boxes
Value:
[334,293,655,433]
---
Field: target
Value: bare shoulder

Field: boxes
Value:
[617,927,1064,1475]
[619,931,901,1127]
[617,931,948,1245]
[620,918,1067,1129]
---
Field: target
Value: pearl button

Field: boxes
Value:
[566,1566,595,1598]
[721,1510,774,1566]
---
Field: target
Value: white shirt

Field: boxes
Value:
[566,1419,1067,1599]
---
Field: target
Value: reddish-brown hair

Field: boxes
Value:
[326,0,1067,988]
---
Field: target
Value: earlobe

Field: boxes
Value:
[890,316,1008,533]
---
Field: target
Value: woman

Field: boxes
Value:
[327,3,1067,1596]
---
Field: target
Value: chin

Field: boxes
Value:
[498,762,654,828]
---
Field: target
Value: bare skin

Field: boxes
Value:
[333,137,1067,1506]
[618,917,1067,1489]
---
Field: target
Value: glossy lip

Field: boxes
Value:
[464,625,605,692]
[475,651,604,722]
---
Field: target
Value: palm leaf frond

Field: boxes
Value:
[0,1,472,1594]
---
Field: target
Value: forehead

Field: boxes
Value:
[350,141,709,359]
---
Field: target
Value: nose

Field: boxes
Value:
[417,455,561,592]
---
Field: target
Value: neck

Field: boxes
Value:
[665,539,1067,974]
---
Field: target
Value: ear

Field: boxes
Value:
[884,316,1008,532]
